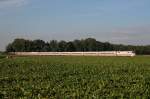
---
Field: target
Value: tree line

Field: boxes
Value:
[6,38,150,55]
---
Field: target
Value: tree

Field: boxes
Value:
[96,41,104,51]
[49,40,58,52]
[73,40,82,51]
[66,42,75,52]
[32,39,46,52]
[58,41,67,52]
[84,38,97,51]
[6,37,150,55]
[6,43,14,52]
[42,42,50,52]
[11,38,26,52]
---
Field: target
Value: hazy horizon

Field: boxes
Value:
[0,0,150,51]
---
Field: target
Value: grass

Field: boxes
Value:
[0,56,150,98]
[0,52,6,59]
[0,55,5,59]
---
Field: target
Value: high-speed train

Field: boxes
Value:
[11,51,135,57]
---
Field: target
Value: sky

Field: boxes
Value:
[0,0,150,51]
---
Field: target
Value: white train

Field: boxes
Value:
[11,51,135,57]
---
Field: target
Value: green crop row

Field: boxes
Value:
[1,56,150,98]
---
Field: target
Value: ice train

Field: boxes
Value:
[11,51,135,57]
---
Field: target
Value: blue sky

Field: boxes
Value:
[0,0,150,51]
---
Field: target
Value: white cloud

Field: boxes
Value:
[0,0,28,8]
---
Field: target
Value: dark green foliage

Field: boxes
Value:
[0,52,6,59]
[58,40,67,52]
[32,39,46,52]
[6,38,150,55]
[1,56,150,98]
[0,55,5,59]
[49,40,59,52]
[66,42,76,52]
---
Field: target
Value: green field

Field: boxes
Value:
[0,53,5,59]
[1,56,150,98]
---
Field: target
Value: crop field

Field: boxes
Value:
[1,56,150,98]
